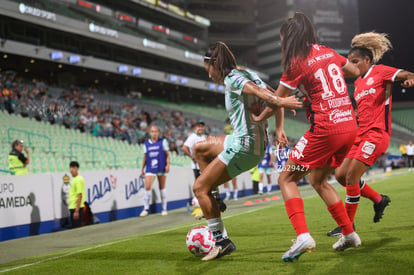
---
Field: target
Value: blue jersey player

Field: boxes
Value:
[140,125,170,217]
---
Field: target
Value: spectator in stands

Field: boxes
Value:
[1,87,15,114]
[92,120,105,137]
[407,140,414,171]
[140,125,170,217]
[8,139,30,175]
[69,161,86,228]
[112,118,131,144]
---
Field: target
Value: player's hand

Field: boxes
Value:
[165,165,170,173]
[23,147,29,153]
[73,210,79,220]
[275,130,288,148]
[402,77,414,88]
[279,95,303,110]
[141,170,145,177]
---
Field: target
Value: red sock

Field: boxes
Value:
[285,198,308,236]
[360,180,382,204]
[346,184,360,223]
[327,200,354,235]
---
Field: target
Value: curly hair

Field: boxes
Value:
[351,32,392,63]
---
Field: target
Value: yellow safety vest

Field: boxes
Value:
[8,154,28,175]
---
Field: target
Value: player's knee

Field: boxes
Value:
[335,169,346,186]
[193,182,206,198]
[345,171,358,186]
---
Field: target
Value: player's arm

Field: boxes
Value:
[274,84,294,147]
[164,150,170,173]
[141,153,147,176]
[342,60,360,78]
[23,147,30,166]
[164,139,170,173]
[396,70,414,88]
[242,82,302,110]
[182,144,193,159]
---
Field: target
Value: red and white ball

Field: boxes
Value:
[185,226,215,256]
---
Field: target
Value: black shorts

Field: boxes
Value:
[70,208,84,228]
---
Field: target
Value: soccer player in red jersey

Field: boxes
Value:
[253,12,362,261]
[326,32,414,237]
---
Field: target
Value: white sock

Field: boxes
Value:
[267,185,272,193]
[160,188,167,211]
[233,189,238,199]
[207,217,228,241]
[143,190,151,210]
[224,188,231,198]
[258,183,263,192]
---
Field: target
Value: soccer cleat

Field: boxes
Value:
[281,233,316,262]
[326,226,342,237]
[327,224,356,237]
[332,232,361,251]
[373,195,391,223]
[161,210,168,216]
[140,209,149,217]
[201,238,236,261]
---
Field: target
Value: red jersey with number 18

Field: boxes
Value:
[280,44,357,135]
[353,64,401,135]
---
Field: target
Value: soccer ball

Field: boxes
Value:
[186,226,215,256]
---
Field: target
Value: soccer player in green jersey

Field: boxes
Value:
[193,41,302,260]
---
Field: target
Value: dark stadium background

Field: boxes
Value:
[359,0,414,101]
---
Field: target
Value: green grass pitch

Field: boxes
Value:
[1,173,414,274]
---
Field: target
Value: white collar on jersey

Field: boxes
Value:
[361,65,374,80]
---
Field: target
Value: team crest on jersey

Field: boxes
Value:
[366,77,374,85]
[361,141,375,158]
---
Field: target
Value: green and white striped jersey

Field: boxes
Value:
[223,68,268,155]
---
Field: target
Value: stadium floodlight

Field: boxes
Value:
[208,83,216,90]
[180,78,188,84]
[131,68,142,75]
[50,51,63,60]
[117,65,128,73]
[168,75,178,82]
[217,85,225,92]
[68,55,81,64]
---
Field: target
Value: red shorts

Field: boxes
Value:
[290,130,357,169]
[346,128,390,166]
